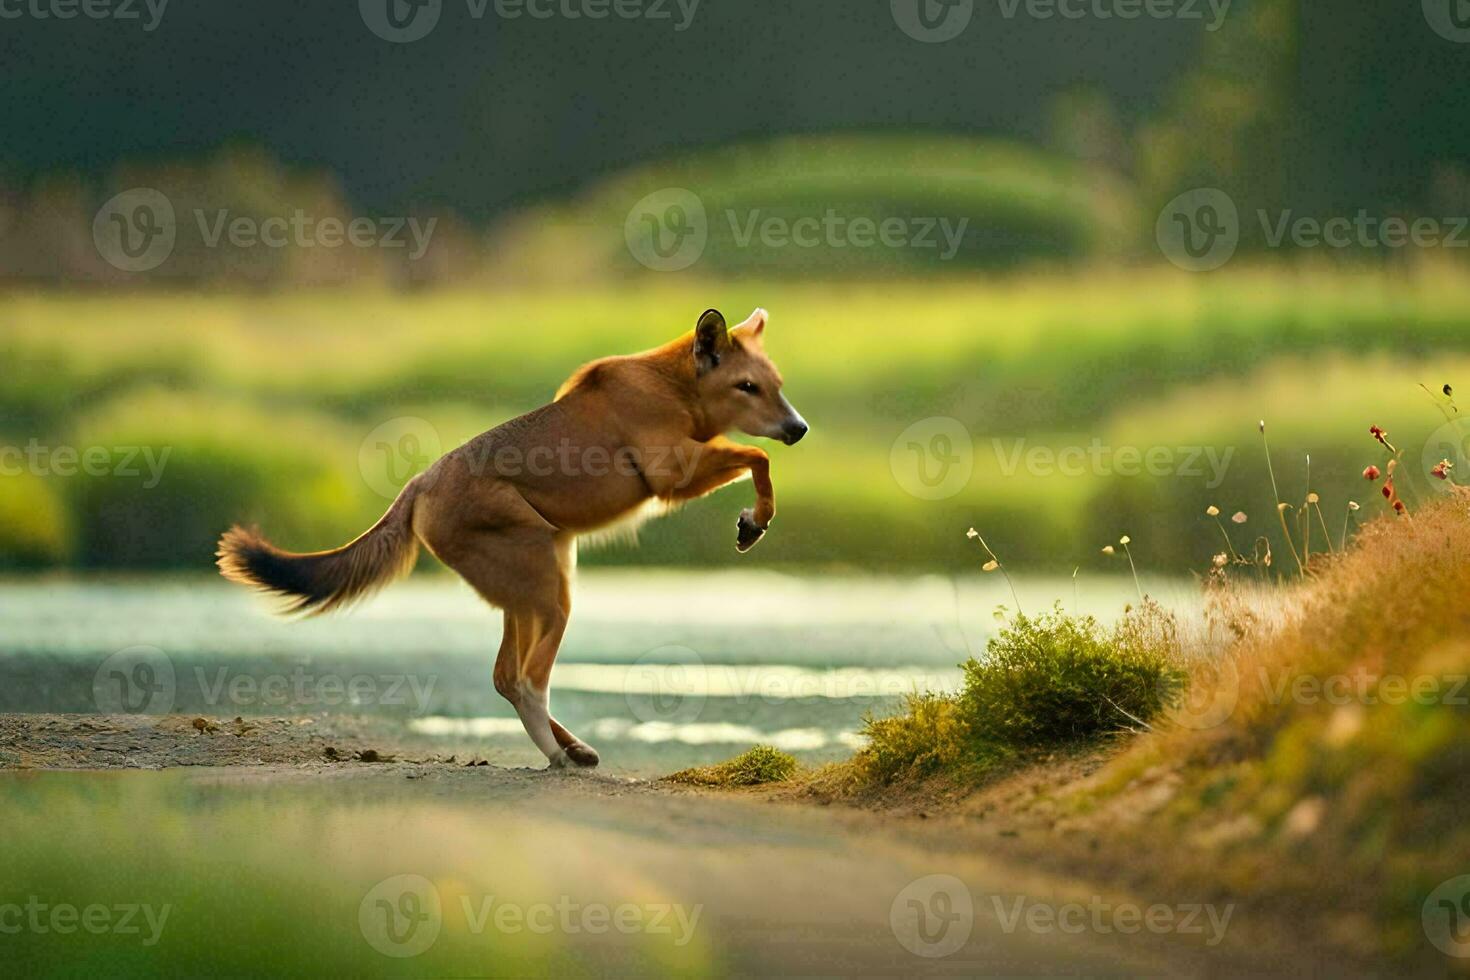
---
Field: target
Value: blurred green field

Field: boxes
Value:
[4,265,1470,573]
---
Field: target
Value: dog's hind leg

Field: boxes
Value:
[535,536,599,768]
[441,524,595,768]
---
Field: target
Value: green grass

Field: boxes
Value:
[854,604,1185,786]
[665,746,799,787]
[4,266,1470,570]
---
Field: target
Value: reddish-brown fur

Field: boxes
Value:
[217,308,807,767]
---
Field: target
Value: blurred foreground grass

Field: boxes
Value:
[4,265,1469,572]
[0,771,714,976]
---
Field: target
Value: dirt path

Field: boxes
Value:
[0,715,1335,975]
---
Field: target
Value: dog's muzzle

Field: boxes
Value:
[781,419,809,445]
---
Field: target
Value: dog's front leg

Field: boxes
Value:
[649,437,775,552]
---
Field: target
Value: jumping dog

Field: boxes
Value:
[217,308,807,767]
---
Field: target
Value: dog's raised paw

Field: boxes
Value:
[736,508,766,552]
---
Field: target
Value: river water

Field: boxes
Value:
[0,570,1200,773]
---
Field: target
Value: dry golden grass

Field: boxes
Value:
[1073,491,1470,964]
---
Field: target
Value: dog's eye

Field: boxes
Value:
[735,381,760,395]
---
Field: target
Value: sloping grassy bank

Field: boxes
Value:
[798,493,1470,968]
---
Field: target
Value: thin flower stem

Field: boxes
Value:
[970,529,1023,615]
[1121,541,1144,603]
[1212,516,1240,560]
[1261,425,1305,576]
[1276,504,1305,577]
[1303,457,1312,565]
[1313,501,1334,556]
[1340,505,1357,552]
[1305,505,1317,567]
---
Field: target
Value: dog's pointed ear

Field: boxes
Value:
[693,308,729,374]
[733,307,767,341]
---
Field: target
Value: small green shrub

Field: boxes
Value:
[857,693,999,784]
[855,604,1185,785]
[665,745,798,787]
[958,604,1186,746]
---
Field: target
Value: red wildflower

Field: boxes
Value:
[1369,425,1399,454]
[1432,459,1454,481]
[1363,465,1380,480]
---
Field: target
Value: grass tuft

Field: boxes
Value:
[665,745,799,787]
[854,603,1185,786]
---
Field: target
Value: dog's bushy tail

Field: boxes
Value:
[216,476,423,616]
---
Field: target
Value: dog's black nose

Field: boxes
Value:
[783,421,808,445]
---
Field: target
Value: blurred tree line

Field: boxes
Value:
[1,0,1467,286]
